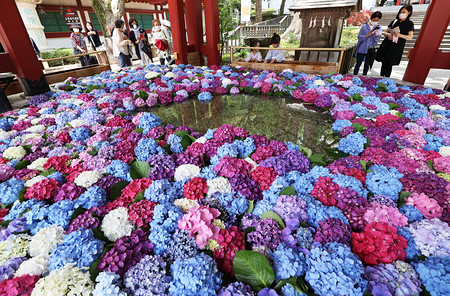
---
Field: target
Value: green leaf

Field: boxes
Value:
[41,168,57,177]
[359,160,368,171]
[279,186,296,196]
[246,200,254,213]
[244,227,256,235]
[274,277,307,294]
[397,191,411,208]
[0,220,11,228]
[89,243,113,282]
[18,187,27,203]
[134,190,145,202]
[112,128,123,135]
[87,147,99,156]
[261,211,286,229]
[351,122,365,132]
[1,203,7,210]
[139,90,149,100]
[233,250,275,292]
[399,191,411,199]
[298,146,312,158]
[388,102,401,110]
[426,160,434,171]
[375,82,387,92]
[14,160,31,170]
[92,226,110,243]
[325,148,349,161]
[133,127,144,134]
[180,135,193,150]
[349,94,363,102]
[325,78,334,83]
[64,143,73,149]
[22,145,32,153]
[309,154,327,166]
[108,181,130,201]
[130,161,151,180]
[69,207,87,224]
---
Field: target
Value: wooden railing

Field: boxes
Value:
[40,50,110,70]
[230,45,356,74]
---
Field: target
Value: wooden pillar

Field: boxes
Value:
[0,0,50,96]
[168,0,188,64]
[203,0,220,66]
[185,0,203,52]
[403,0,450,85]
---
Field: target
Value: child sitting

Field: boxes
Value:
[245,41,262,62]
[265,33,284,64]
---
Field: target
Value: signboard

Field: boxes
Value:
[64,8,81,30]
[241,0,251,23]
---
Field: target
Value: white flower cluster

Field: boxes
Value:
[2,146,27,161]
[69,119,86,128]
[0,234,30,265]
[25,125,46,134]
[439,146,450,157]
[15,255,49,277]
[174,198,199,213]
[23,133,41,141]
[31,263,93,296]
[74,171,103,188]
[145,71,159,79]
[195,136,207,144]
[29,225,66,257]
[164,72,176,78]
[244,157,258,170]
[27,157,49,171]
[25,175,46,187]
[206,177,232,197]
[174,164,201,181]
[101,207,135,242]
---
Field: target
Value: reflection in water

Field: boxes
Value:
[150,95,336,154]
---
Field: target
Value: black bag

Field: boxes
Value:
[89,55,98,65]
[366,46,378,69]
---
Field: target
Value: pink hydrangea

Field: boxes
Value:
[250,166,277,190]
[183,177,208,200]
[178,205,221,248]
[363,202,408,228]
[0,164,14,181]
[310,176,340,206]
[406,192,443,219]
[214,156,253,178]
[24,178,60,201]
[434,156,450,174]
[251,145,274,163]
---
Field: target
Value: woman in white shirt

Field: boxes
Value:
[112,19,133,68]
[245,41,262,62]
[265,33,285,64]
[151,19,171,65]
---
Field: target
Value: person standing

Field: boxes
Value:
[353,11,383,76]
[86,22,103,51]
[151,19,171,65]
[128,17,153,65]
[112,19,133,68]
[375,5,414,78]
[70,24,89,66]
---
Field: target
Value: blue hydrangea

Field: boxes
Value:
[149,203,184,255]
[199,165,218,180]
[271,243,306,281]
[135,138,165,161]
[167,134,184,153]
[338,132,367,155]
[332,120,352,133]
[49,229,104,271]
[217,143,239,158]
[145,179,183,203]
[55,111,78,127]
[3,199,45,221]
[169,253,222,296]
[106,160,132,181]
[0,117,15,131]
[365,165,403,201]
[412,257,450,296]
[139,113,162,134]
[305,243,367,296]
[46,172,66,185]
[0,257,27,281]
[403,108,428,120]
[306,198,348,228]
[424,134,443,152]
[362,96,389,115]
[0,178,25,205]
[93,272,127,296]
[216,192,249,215]
[293,227,315,250]
[378,78,398,93]
[397,97,426,110]
[69,126,92,141]
[350,103,368,117]
[332,174,368,198]
[204,129,216,140]
[397,227,422,261]
[74,186,107,210]
[399,205,423,223]
[217,282,255,296]
[198,92,213,103]
[281,285,307,296]
[163,230,198,264]
[347,85,367,96]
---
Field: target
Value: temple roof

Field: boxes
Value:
[289,0,358,11]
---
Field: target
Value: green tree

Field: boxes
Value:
[92,0,125,37]
[219,0,240,59]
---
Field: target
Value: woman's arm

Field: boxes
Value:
[395,30,414,40]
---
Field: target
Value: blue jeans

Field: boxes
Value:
[118,53,132,68]
[353,53,370,76]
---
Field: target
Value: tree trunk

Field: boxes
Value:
[279,0,286,16]
[255,0,262,23]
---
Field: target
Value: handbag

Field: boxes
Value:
[367,46,378,69]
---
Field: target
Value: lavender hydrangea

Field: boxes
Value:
[217,282,255,296]
[273,195,308,223]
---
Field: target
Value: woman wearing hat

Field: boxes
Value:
[70,24,89,66]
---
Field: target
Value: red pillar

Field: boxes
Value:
[403,0,450,85]
[185,0,203,52]
[0,0,50,96]
[203,0,220,66]
[168,0,188,64]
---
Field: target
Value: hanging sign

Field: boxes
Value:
[64,8,81,30]
[241,0,251,23]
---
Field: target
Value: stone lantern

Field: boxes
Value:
[289,0,357,61]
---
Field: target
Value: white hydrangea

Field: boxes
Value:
[2,146,27,161]
[174,198,199,213]
[439,146,450,157]
[206,177,232,197]
[74,171,103,188]
[69,119,86,128]
[23,133,41,141]
[429,104,446,111]
[31,118,42,125]
[15,255,49,277]
[313,80,326,86]
[29,225,66,257]
[222,78,232,86]
[31,263,94,296]
[43,113,57,119]
[27,157,49,171]
[195,136,207,144]
[17,115,28,121]
[244,157,258,171]
[174,164,201,181]
[101,207,135,242]
[145,71,159,79]
[25,125,46,133]
[0,234,30,265]
[0,130,10,140]
[164,72,176,78]
[25,175,46,187]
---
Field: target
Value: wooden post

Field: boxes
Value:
[203,0,221,66]
[168,0,188,64]
[403,0,450,85]
[0,0,50,96]
[185,0,203,53]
